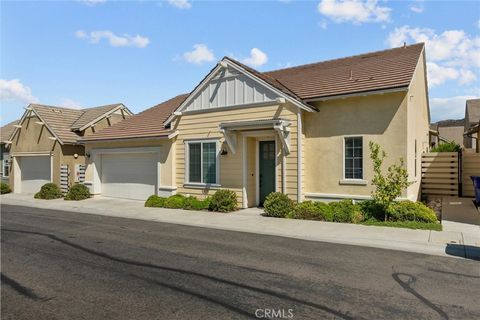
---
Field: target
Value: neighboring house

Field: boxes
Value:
[430,119,465,147]
[464,99,479,151]
[1,120,20,183]
[82,43,430,206]
[8,103,132,193]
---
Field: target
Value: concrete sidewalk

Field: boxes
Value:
[1,193,479,260]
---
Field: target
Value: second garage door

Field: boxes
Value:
[101,153,157,200]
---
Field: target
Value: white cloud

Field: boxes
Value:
[75,30,150,48]
[241,48,268,68]
[78,0,106,6]
[60,98,83,109]
[168,0,191,9]
[183,44,215,64]
[409,1,424,13]
[430,95,478,122]
[0,79,38,104]
[317,0,391,24]
[387,26,480,87]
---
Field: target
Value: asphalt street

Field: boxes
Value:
[1,204,479,320]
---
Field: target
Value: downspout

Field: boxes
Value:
[297,110,302,202]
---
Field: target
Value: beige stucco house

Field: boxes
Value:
[82,43,430,206]
[464,99,479,152]
[7,103,132,193]
[1,120,19,183]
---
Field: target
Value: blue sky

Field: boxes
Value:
[1,0,479,126]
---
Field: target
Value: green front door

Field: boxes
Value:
[259,141,275,206]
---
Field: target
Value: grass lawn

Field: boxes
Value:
[360,220,442,231]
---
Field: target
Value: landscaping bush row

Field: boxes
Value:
[34,183,90,201]
[145,189,238,213]
[263,192,439,226]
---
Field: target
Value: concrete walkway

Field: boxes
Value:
[1,193,479,260]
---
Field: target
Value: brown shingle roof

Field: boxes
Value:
[70,103,124,131]
[81,94,188,141]
[1,120,19,142]
[32,104,85,143]
[264,43,424,100]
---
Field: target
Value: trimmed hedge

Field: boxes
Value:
[164,194,186,209]
[34,183,62,200]
[263,192,295,218]
[288,201,333,221]
[64,184,90,201]
[1,182,11,194]
[184,196,210,210]
[388,201,438,223]
[145,195,167,208]
[329,199,363,223]
[209,189,237,213]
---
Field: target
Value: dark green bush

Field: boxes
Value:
[431,142,461,152]
[1,182,11,194]
[263,192,295,218]
[164,194,186,209]
[145,195,167,207]
[34,183,62,200]
[64,184,90,201]
[183,196,210,210]
[329,199,363,223]
[288,201,333,221]
[209,189,237,212]
[388,201,438,223]
[358,200,385,221]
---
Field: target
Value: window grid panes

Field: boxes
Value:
[188,141,217,184]
[345,137,363,179]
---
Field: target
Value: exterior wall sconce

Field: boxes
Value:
[74,153,79,159]
[85,152,90,158]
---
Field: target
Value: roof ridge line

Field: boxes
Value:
[263,42,425,75]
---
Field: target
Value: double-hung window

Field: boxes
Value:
[2,153,9,178]
[187,141,218,184]
[344,137,363,180]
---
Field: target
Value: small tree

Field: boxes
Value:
[369,142,412,221]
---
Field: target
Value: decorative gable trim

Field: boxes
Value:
[75,104,133,132]
[9,105,64,145]
[164,58,314,125]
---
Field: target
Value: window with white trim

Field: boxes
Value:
[187,141,218,184]
[2,159,10,178]
[344,137,363,180]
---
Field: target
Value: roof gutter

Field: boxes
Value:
[303,86,408,103]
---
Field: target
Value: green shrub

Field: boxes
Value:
[64,184,90,201]
[34,183,62,200]
[209,189,237,212]
[263,192,295,218]
[388,201,438,223]
[288,201,333,221]
[164,194,186,209]
[145,195,167,207]
[431,142,461,153]
[1,182,11,194]
[183,196,210,210]
[358,200,385,221]
[329,199,363,223]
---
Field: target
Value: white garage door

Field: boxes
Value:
[20,156,51,193]
[101,153,157,200]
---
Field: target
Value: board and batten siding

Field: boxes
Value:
[182,67,281,112]
[173,103,300,206]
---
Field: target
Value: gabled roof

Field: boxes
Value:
[70,103,129,131]
[1,120,20,143]
[81,94,188,142]
[11,103,129,144]
[465,99,480,126]
[264,43,425,100]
